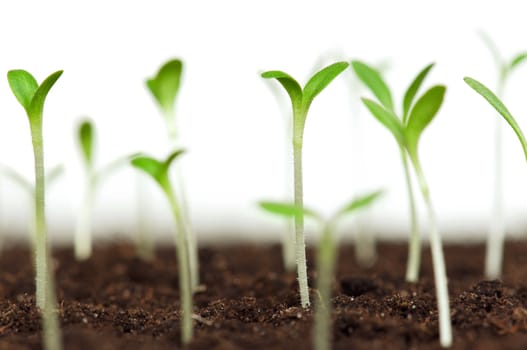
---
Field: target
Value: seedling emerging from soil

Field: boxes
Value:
[131,150,193,345]
[75,119,136,260]
[477,33,527,279]
[261,61,349,308]
[260,190,383,350]
[7,69,63,350]
[146,59,199,289]
[353,61,452,347]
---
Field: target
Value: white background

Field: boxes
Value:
[0,0,527,244]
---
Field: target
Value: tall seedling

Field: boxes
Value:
[146,59,199,290]
[261,62,349,308]
[260,191,383,350]
[131,150,193,345]
[479,33,527,278]
[7,69,63,350]
[352,61,452,347]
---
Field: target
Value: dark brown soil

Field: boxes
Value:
[0,239,527,349]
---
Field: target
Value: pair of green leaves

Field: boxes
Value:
[146,59,183,115]
[7,70,63,124]
[464,77,527,160]
[261,62,349,130]
[260,190,383,223]
[131,150,185,192]
[352,61,445,159]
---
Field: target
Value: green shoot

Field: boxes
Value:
[261,61,349,308]
[131,150,193,345]
[260,190,383,350]
[74,119,135,260]
[477,33,527,279]
[353,61,452,347]
[146,59,199,290]
[7,69,63,350]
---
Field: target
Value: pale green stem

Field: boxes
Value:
[31,124,62,350]
[412,158,452,348]
[400,147,420,282]
[293,142,310,308]
[313,223,336,350]
[74,170,95,260]
[485,76,505,279]
[353,230,376,268]
[165,183,193,345]
[135,174,155,261]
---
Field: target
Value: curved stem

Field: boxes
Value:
[165,185,193,345]
[400,147,420,282]
[412,158,452,348]
[293,143,310,308]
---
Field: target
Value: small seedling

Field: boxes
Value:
[260,190,383,350]
[352,61,452,347]
[146,59,199,289]
[131,150,193,345]
[7,69,63,350]
[478,32,527,279]
[261,61,349,308]
[74,119,137,260]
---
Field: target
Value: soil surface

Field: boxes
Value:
[0,240,526,349]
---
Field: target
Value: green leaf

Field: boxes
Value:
[261,70,302,110]
[131,156,165,183]
[510,53,527,70]
[7,70,38,112]
[352,60,393,111]
[302,61,349,108]
[402,63,435,123]
[27,70,63,122]
[361,98,405,145]
[259,201,318,219]
[405,85,446,157]
[338,190,384,216]
[78,120,94,166]
[164,149,186,168]
[464,77,527,160]
[146,59,183,113]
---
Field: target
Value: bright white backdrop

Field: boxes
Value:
[0,0,527,243]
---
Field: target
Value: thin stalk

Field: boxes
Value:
[412,158,452,348]
[135,174,155,260]
[165,184,193,345]
[74,170,95,260]
[400,147,420,282]
[293,142,310,308]
[485,77,505,279]
[313,223,336,350]
[31,125,62,350]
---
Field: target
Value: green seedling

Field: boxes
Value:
[146,59,198,289]
[260,190,383,350]
[261,61,349,308]
[352,61,451,347]
[478,33,527,279]
[131,150,193,345]
[0,163,64,246]
[75,119,137,260]
[7,69,63,350]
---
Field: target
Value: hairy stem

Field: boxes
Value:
[293,143,310,308]
[166,185,193,345]
[486,77,505,279]
[412,159,452,348]
[400,147,420,282]
[74,171,95,260]
[313,223,336,350]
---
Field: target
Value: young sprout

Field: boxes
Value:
[260,190,383,350]
[477,33,527,279]
[261,61,349,308]
[74,119,136,260]
[7,69,63,350]
[131,150,193,345]
[352,61,452,347]
[146,59,199,289]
